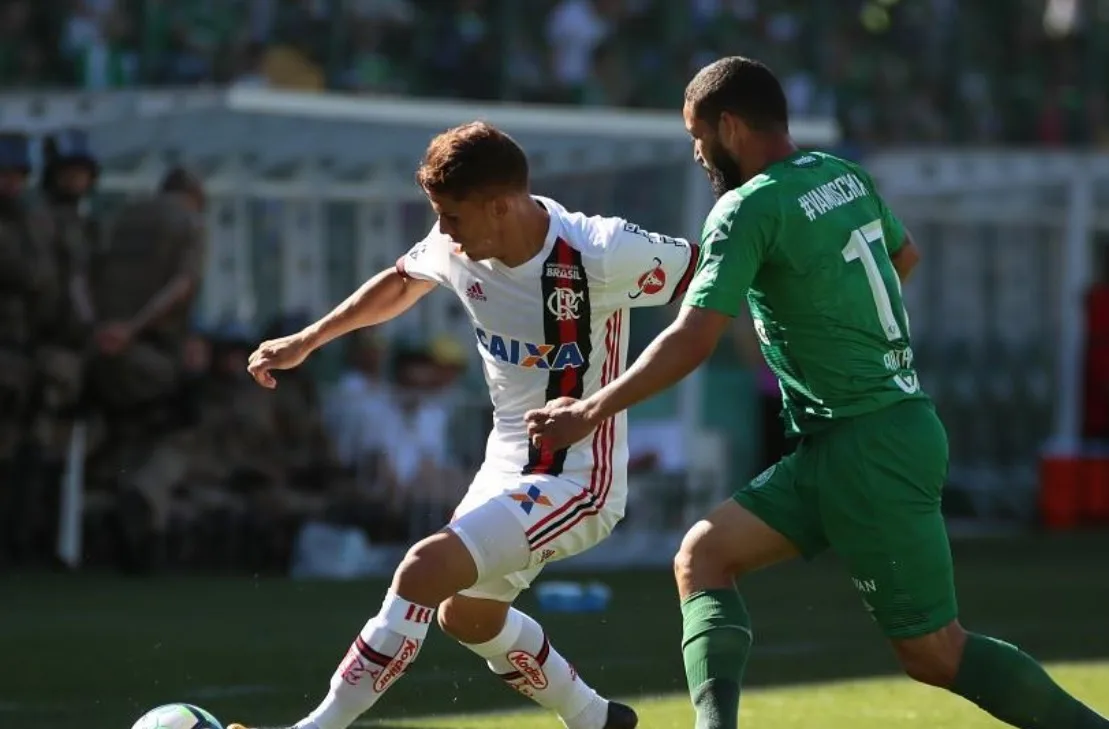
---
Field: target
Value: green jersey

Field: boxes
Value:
[686,150,926,435]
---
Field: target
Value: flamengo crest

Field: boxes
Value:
[547,287,584,321]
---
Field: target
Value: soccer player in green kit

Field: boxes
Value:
[526,56,1108,729]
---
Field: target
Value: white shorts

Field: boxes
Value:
[447,471,623,603]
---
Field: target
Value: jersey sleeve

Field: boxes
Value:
[395,228,451,286]
[603,221,699,308]
[685,195,773,318]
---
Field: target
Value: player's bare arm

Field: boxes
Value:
[247,267,433,388]
[891,229,921,283]
[526,305,732,450]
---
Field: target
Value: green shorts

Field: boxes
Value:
[734,399,955,639]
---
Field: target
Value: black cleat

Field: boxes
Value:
[604,701,639,729]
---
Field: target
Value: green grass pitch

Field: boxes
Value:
[1,531,1106,729]
[382,664,1109,728]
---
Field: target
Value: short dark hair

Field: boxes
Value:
[416,121,529,199]
[160,165,205,200]
[684,56,789,132]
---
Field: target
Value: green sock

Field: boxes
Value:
[951,633,1108,728]
[680,589,753,729]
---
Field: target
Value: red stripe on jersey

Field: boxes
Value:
[525,311,618,540]
[594,310,619,501]
[524,238,592,476]
[526,310,623,551]
[597,309,622,505]
[670,243,700,303]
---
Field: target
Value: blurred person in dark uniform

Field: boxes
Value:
[0,132,56,563]
[254,313,342,567]
[86,166,207,572]
[24,130,101,559]
[88,166,206,418]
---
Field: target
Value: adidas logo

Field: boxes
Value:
[466,282,487,301]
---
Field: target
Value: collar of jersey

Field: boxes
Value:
[489,195,562,276]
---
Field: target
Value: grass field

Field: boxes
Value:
[1,530,1107,729]
[381,664,1109,728]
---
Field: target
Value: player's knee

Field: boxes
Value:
[900,651,960,688]
[392,530,479,606]
[674,520,736,594]
[892,621,966,688]
[437,595,510,645]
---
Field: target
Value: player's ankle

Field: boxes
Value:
[563,694,608,729]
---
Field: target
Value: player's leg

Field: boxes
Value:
[440,480,636,729]
[439,592,635,729]
[822,401,1108,728]
[280,527,490,729]
[675,451,828,729]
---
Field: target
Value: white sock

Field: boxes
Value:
[296,591,434,729]
[462,608,609,729]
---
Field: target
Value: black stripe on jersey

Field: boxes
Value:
[523,238,592,476]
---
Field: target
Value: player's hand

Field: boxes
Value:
[247,332,314,389]
[94,321,134,355]
[525,396,597,451]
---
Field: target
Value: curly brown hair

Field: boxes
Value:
[416,121,529,199]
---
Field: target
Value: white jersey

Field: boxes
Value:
[396,196,698,515]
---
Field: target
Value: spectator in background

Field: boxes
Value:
[261,312,343,518]
[116,320,286,573]
[0,0,52,88]
[85,166,206,570]
[325,329,393,470]
[178,323,214,425]
[424,0,498,100]
[0,133,54,564]
[27,130,101,560]
[339,14,407,93]
[229,41,270,89]
[63,1,139,89]
[262,0,328,90]
[338,0,413,93]
[376,346,466,538]
[425,333,470,467]
[580,38,632,107]
[546,0,616,102]
[87,166,206,420]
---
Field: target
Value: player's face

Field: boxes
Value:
[425,190,504,261]
[683,102,745,199]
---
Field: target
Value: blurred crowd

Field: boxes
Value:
[0,130,482,574]
[2,0,1109,147]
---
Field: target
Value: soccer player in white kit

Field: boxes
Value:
[233,121,698,729]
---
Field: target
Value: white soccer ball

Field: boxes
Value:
[131,703,224,729]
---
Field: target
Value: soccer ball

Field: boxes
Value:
[131,703,224,729]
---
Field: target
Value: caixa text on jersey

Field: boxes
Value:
[475,328,585,370]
